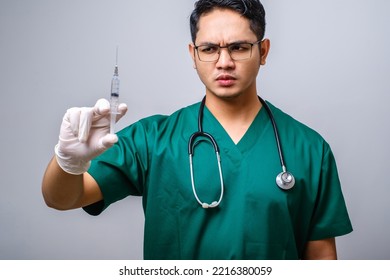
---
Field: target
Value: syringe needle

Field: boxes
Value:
[115,45,119,66]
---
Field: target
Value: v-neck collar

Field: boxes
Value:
[201,104,270,157]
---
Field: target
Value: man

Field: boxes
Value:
[42,0,352,259]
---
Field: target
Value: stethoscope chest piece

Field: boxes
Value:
[276,170,295,190]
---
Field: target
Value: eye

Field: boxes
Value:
[229,43,251,52]
[198,45,219,54]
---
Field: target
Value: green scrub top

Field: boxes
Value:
[84,101,353,260]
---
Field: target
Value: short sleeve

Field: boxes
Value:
[83,122,149,216]
[308,143,353,240]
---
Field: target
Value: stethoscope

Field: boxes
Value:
[188,96,295,209]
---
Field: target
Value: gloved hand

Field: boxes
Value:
[54,98,128,175]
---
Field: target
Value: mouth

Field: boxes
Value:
[216,74,237,87]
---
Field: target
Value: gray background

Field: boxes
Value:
[0,0,389,259]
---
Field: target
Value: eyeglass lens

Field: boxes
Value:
[196,42,258,62]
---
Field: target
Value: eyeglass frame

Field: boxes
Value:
[193,39,263,62]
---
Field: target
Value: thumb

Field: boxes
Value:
[115,103,128,122]
[98,133,118,150]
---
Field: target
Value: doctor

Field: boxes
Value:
[42,0,352,259]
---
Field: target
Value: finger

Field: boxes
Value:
[94,98,110,117]
[116,103,128,122]
[78,107,94,143]
[67,107,81,137]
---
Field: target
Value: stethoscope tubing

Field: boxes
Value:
[257,96,286,169]
[188,96,295,209]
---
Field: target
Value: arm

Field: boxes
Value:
[42,157,102,210]
[303,238,337,260]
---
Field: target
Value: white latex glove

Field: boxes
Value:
[54,98,128,175]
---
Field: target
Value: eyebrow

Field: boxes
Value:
[195,40,253,46]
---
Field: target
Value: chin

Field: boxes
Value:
[208,89,244,100]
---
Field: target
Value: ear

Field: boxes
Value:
[188,43,197,69]
[259,39,270,65]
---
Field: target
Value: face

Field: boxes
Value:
[189,8,270,100]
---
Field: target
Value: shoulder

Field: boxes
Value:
[266,101,325,142]
[119,102,200,136]
[140,102,199,129]
[265,101,332,158]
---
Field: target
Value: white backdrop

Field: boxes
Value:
[0,0,389,259]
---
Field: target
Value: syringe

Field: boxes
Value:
[110,47,120,134]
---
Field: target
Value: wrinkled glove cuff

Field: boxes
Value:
[54,144,91,175]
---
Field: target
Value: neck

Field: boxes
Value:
[205,93,262,144]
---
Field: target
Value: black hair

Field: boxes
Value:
[190,0,266,43]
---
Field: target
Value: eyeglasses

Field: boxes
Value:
[194,40,262,62]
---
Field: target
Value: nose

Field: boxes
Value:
[216,48,235,69]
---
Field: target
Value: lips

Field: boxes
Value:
[216,74,236,87]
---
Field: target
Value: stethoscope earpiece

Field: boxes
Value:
[202,201,219,209]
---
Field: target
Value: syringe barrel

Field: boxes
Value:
[110,62,119,134]
[111,75,120,98]
[110,95,119,134]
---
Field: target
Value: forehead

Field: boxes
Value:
[196,8,256,44]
